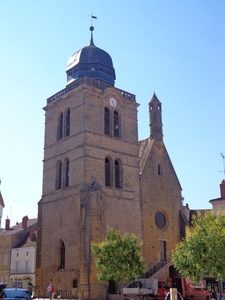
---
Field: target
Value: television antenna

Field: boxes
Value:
[220,153,225,178]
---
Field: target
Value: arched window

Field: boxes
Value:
[104,108,110,135]
[58,112,63,140]
[56,161,62,190]
[105,158,111,186]
[114,111,119,138]
[115,160,121,188]
[65,159,69,187]
[57,240,65,270]
[66,109,70,137]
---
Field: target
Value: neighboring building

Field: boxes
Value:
[209,179,225,296]
[187,180,225,295]
[35,27,188,299]
[0,216,37,286]
[10,229,36,290]
[209,179,225,210]
[0,191,5,228]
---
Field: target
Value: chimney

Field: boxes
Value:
[29,230,35,241]
[5,218,10,230]
[220,180,225,198]
[22,216,28,230]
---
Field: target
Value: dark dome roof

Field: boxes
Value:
[66,28,116,86]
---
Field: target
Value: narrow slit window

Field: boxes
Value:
[158,164,162,175]
[160,240,167,262]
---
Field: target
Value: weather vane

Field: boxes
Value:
[220,153,225,178]
[89,13,98,27]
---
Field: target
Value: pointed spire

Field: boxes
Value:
[150,92,160,103]
[89,26,95,46]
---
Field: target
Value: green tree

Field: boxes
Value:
[92,227,145,298]
[172,210,225,282]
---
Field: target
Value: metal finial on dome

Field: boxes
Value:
[89,26,94,45]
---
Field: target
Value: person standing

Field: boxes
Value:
[47,284,52,300]
[27,281,33,296]
[51,285,55,300]
[211,289,217,300]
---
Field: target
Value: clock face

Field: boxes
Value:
[109,97,117,107]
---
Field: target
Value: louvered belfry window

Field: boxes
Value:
[114,111,119,137]
[66,109,70,136]
[58,112,63,140]
[56,162,62,190]
[104,108,110,135]
[65,159,69,187]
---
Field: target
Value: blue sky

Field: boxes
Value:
[0,1,224,226]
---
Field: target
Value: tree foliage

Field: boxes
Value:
[172,210,225,282]
[91,227,145,291]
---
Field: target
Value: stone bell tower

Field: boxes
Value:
[35,27,142,300]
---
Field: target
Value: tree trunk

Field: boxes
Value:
[120,280,125,300]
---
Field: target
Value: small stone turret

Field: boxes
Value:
[149,93,163,142]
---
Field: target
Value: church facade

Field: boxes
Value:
[35,27,188,300]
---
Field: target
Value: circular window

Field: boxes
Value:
[155,212,167,229]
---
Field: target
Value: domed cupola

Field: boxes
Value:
[66,26,116,86]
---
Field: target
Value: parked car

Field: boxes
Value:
[171,277,210,300]
[0,288,32,299]
[158,280,170,298]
